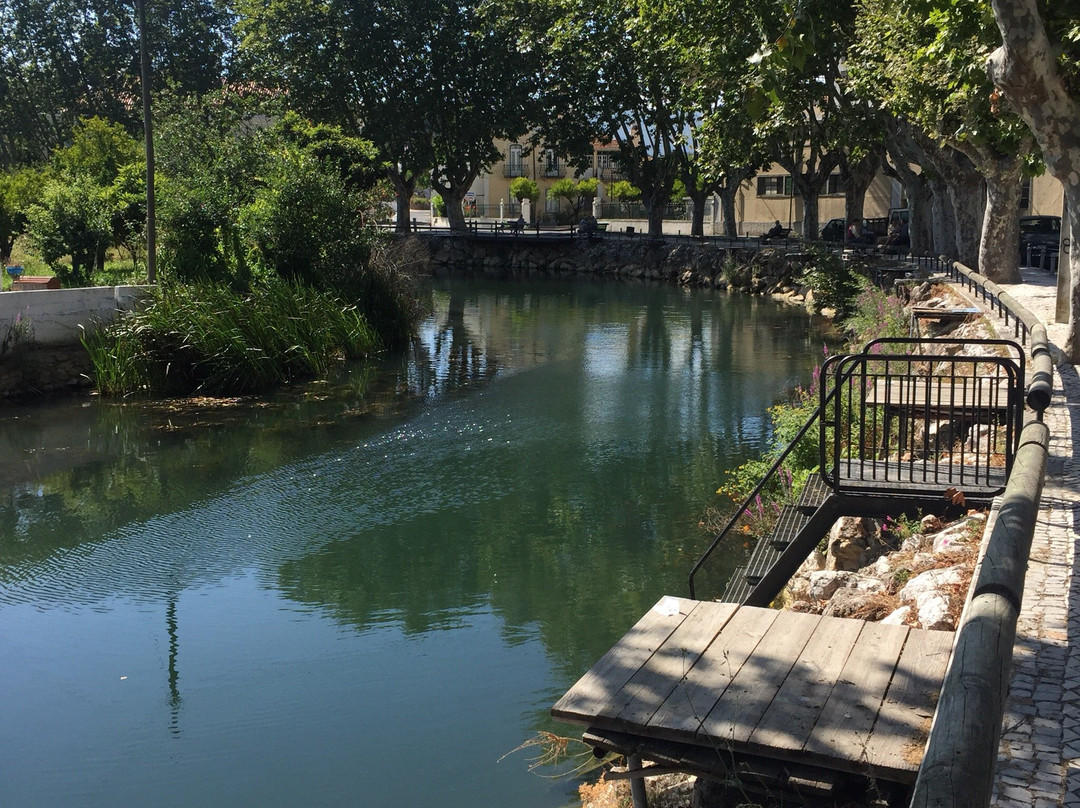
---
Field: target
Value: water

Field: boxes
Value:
[0,277,829,808]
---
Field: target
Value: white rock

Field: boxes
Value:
[931,517,982,554]
[882,605,912,626]
[898,565,964,602]
[914,592,954,630]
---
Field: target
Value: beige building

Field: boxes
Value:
[468,140,1066,234]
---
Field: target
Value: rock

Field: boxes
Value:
[882,605,912,626]
[789,600,814,613]
[931,516,982,554]
[897,565,964,630]
[806,570,884,601]
[901,532,931,553]
[914,592,954,630]
[921,514,943,533]
[826,516,886,571]
[822,587,887,618]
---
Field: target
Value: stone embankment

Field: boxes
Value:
[419,235,813,296]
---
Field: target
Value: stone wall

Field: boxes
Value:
[418,234,809,295]
[0,342,94,399]
[0,285,148,401]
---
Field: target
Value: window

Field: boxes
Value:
[1019,177,1031,210]
[597,152,624,181]
[756,175,792,196]
[542,149,563,178]
[504,144,526,178]
[824,174,845,195]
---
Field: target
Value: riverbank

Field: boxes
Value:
[572,273,1022,807]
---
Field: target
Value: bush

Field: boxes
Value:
[84,280,380,397]
[799,245,863,317]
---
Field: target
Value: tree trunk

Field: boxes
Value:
[443,187,468,232]
[945,168,984,270]
[719,184,738,238]
[687,190,708,237]
[645,200,665,239]
[840,148,881,228]
[927,174,957,259]
[388,168,417,234]
[790,173,825,239]
[987,0,1080,359]
[907,179,935,255]
[978,155,1024,283]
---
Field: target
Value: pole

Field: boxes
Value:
[137,0,156,283]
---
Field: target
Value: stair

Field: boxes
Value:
[721,474,837,605]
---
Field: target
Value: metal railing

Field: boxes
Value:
[819,340,1025,499]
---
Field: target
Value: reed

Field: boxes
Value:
[84,280,379,397]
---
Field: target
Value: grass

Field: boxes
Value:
[83,280,381,397]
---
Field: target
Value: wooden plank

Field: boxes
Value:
[645,606,780,739]
[802,621,909,765]
[865,378,1009,411]
[610,601,740,727]
[747,616,865,754]
[698,610,822,746]
[862,628,953,772]
[553,596,693,723]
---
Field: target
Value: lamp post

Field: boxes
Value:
[136,0,156,283]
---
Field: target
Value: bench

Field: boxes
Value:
[11,276,61,290]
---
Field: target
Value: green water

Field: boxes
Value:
[0,277,828,807]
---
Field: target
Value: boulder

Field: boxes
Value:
[825,516,887,571]
[822,587,888,619]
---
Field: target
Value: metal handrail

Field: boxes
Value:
[687,368,855,599]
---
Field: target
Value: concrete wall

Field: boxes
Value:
[0,285,148,347]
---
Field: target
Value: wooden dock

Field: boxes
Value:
[553,597,953,790]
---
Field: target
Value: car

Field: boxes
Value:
[1019,215,1061,265]
[820,218,846,243]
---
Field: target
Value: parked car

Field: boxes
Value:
[1019,215,1061,265]
[821,218,846,243]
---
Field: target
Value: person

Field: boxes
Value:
[766,219,785,239]
[511,215,526,232]
[579,213,598,238]
[846,219,870,245]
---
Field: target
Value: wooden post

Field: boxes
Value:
[626,755,649,808]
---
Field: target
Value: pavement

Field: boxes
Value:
[957,268,1080,808]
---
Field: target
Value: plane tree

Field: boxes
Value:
[238,0,538,232]
[986,0,1080,358]
[851,0,1037,281]
[535,0,702,239]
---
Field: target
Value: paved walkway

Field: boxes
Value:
[955,268,1080,808]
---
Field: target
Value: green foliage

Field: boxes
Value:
[431,194,447,217]
[798,245,863,317]
[240,151,376,289]
[607,180,641,201]
[547,177,598,219]
[843,280,910,343]
[56,117,141,186]
[0,166,42,259]
[508,177,539,203]
[83,280,381,397]
[25,176,111,286]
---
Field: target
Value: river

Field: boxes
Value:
[0,276,829,807]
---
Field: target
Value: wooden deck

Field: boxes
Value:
[553,597,953,786]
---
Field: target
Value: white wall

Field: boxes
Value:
[0,285,149,346]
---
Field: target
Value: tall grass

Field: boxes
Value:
[84,281,380,397]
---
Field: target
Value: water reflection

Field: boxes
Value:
[0,277,829,808]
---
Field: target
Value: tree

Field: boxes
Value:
[535,0,703,238]
[986,0,1080,359]
[851,0,1038,281]
[0,0,234,168]
[237,0,537,233]
[509,177,539,205]
[547,178,597,221]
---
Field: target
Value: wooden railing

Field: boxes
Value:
[910,259,1054,808]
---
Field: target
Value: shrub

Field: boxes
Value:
[84,280,380,397]
[799,244,863,317]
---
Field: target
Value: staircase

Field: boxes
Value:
[721,475,836,605]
